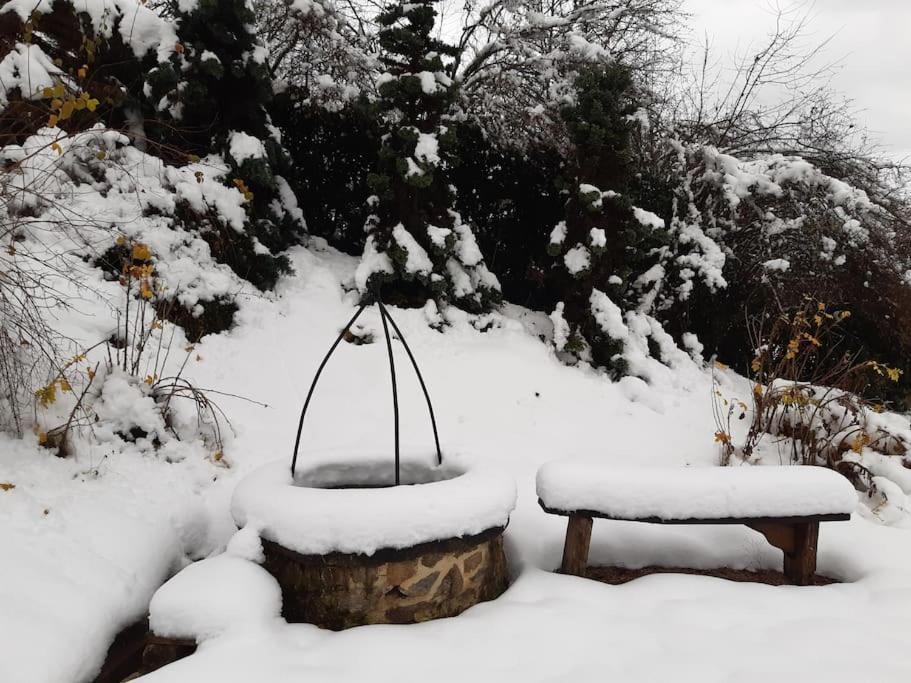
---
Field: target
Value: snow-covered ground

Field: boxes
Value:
[3,243,911,682]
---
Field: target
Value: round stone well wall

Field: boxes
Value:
[263,526,509,630]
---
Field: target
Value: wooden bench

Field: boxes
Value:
[536,463,856,586]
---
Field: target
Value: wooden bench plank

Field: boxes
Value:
[539,499,850,525]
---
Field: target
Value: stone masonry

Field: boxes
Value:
[262,528,509,630]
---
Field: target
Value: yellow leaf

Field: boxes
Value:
[35,383,57,407]
[115,235,127,246]
[714,431,731,444]
[144,374,156,385]
[96,150,106,160]
[50,97,63,110]
[52,83,65,98]
[87,368,95,380]
[74,98,86,111]
[77,66,87,78]
[140,281,153,300]
[42,87,54,99]
[0,482,15,491]
[58,378,72,392]
[85,98,99,112]
[37,431,47,446]
[51,142,62,155]
[131,243,152,261]
[61,100,76,120]
[47,114,59,128]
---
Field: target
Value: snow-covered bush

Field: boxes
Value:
[655,140,911,399]
[141,0,306,290]
[354,0,500,313]
[34,237,231,460]
[0,121,258,439]
[714,299,910,511]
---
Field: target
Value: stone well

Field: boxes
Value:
[231,458,517,630]
[263,527,509,630]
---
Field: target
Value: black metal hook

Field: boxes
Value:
[290,294,443,484]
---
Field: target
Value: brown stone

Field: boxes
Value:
[385,561,417,586]
[439,564,464,597]
[404,570,440,597]
[463,550,484,575]
[261,528,509,630]
[420,551,445,568]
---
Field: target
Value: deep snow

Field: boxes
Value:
[2,242,911,682]
[536,461,858,519]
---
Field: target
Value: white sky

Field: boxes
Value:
[686,0,911,160]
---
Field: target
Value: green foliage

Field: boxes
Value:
[359,0,500,312]
[547,63,669,374]
[140,0,303,288]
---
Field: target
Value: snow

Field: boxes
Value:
[414,132,440,164]
[1,0,179,62]
[231,458,517,556]
[355,234,395,291]
[4,244,911,683]
[579,182,603,208]
[416,71,439,94]
[564,244,591,274]
[589,289,629,340]
[549,220,567,246]
[0,43,61,108]
[589,227,607,249]
[763,258,791,272]
[427,224,451,248]
[537,462,858,520]
[549,302,571,352]
[228,131,267,165]
[149,555,282,642]
[391,223,433,276]
[633,206,666,229]
[452,217,484,266]
[0,433,216,683]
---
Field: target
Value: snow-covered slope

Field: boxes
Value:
[2,243,911,682]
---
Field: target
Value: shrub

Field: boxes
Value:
[714,298,910,499]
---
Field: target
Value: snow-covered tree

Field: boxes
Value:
[143,0,306,290]
[546,64,671,375]
[253,0,371,109]
[453,0,683,151]
[354,0,500,312]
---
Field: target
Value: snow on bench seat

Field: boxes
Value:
[536,462,857,522]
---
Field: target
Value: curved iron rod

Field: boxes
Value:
[290,303,369,477]
[377,297,401,485]
[378,301,443,466]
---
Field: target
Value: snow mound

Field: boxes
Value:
[231,458,516,556]
[537,462,858,520]
[149,555,282,642]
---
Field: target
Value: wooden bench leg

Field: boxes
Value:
[560,514,593,576]
[783,521,819,586]
[747,520,819,585]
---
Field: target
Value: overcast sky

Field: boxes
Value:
[686,0,911,160]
